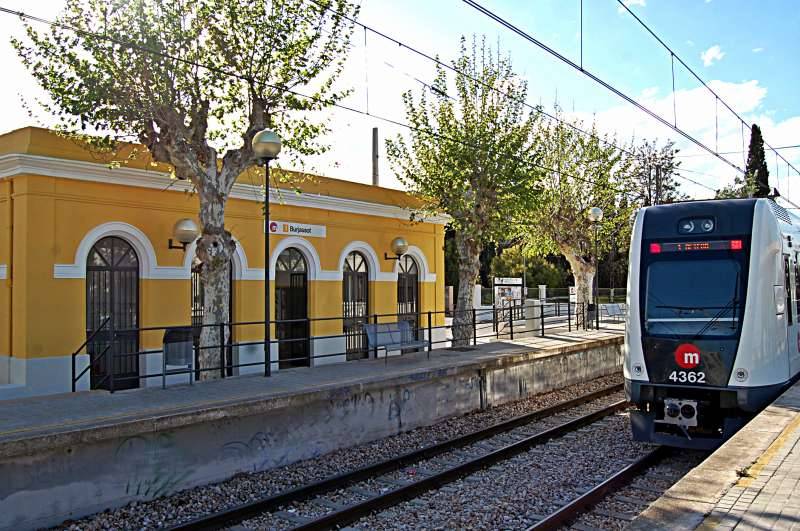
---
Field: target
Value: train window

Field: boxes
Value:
[785,255,793,325]
[645,259,742,337]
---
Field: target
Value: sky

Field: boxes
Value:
[0,0,798,202]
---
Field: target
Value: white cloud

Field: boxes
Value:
[701,45,725,67]
[618,0,646,13]
[686,40,695,47]
[565,79,800,201]
[752,47,764,53]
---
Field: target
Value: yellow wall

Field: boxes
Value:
[0,128,446,360]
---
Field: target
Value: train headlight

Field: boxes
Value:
[633,363,644,376]
[679,220,695,233]
[700,219,714,232]
[734,368,749,382]
[680,403,696,419]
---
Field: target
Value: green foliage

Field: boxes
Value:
[13,0,358,181]
[746,124,770,198]
[632,139,685,206]
[490,247,569,289]
[520,109,636,261]
[386,35,544,253]
[716,124,770,199]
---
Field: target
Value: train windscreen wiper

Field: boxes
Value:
[693,271,740,337]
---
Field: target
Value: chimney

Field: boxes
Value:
[372,127,379,186]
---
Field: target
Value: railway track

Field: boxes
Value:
[529,447,707,531]
[169,384,625,531]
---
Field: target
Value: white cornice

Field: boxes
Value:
[0,153,449,225]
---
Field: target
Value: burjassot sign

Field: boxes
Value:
[265,220,327,238]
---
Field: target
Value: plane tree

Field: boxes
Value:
[13,0,358,376]
[386,37,543,346]
[520,114,636,310]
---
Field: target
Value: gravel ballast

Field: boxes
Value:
[57,373,622,530]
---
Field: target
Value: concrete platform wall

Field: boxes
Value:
[0,340,622,530]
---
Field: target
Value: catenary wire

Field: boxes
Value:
[614,0,800,180]
[301,0,727,196]
[0,5,645,203]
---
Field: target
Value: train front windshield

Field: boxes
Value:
[644,258,744,338]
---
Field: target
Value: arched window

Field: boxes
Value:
[275,248,309,368]
[397,255,420,351]
[343,251,369,360]
[86,236,140,390]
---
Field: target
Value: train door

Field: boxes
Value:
[784,254,798,376]
[793,254,800,375]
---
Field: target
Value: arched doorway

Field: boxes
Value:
[343,251,369,360]
[86,236,140,390]
[397,255,420,353]
[191,258,234,377]
[276,248,309,368]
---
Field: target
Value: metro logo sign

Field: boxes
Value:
[675,343,701,369]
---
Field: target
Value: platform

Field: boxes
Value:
[0,326,622,530]
[628,376,800,531]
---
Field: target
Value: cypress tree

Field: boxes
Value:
[746,124,770,197]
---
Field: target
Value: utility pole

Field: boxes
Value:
[372,127,379,186]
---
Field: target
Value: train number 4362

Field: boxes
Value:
[668,371,706,383]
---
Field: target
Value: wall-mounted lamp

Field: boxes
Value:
[168,218,200,251]
[384,236,409,261]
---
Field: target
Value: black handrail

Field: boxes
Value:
[71,316,111,392]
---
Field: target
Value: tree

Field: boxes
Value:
[386,37,542,346]
[746,124,770,198]
[14,0,358,377]
[716,124,771,199]
[521,112,635,308]
[633,139,685,206]
[489,247,569,291]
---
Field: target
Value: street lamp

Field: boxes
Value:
[588,206,603,330]
[252,129,282,377]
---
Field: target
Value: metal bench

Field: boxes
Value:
[364,320,429,362]
[602,303,626,322]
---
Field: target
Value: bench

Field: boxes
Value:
[364,320,429,362]
[602,303,626,322]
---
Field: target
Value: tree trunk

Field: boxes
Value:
[196,190,235,380]
[453,229,481,347]
[562,247,595,313]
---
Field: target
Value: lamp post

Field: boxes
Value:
[252,129,282,377]
[588,206,603,330]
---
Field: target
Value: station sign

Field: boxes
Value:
[265,220,327,238]
[494,277,522,286]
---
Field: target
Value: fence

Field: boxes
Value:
[71,299,625,393]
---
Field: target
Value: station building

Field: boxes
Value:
[0,127,447,399]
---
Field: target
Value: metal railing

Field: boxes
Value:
[69,300,624,393]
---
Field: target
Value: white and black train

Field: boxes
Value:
[625,198,800,449]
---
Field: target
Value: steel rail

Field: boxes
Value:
[527,445,671,530]
[169,384,623,531]
[290,400,629,531]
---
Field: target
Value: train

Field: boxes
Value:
[625,198,800,450]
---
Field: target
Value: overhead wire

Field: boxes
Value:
[0,4,643,203]
[301,0,723,196]
[461,0,746,178]
[614,0,800,181]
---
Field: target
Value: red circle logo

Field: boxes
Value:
[269,221,278,233]
[675,343,701,369]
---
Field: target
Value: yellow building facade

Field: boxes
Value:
[0,128,446,399]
